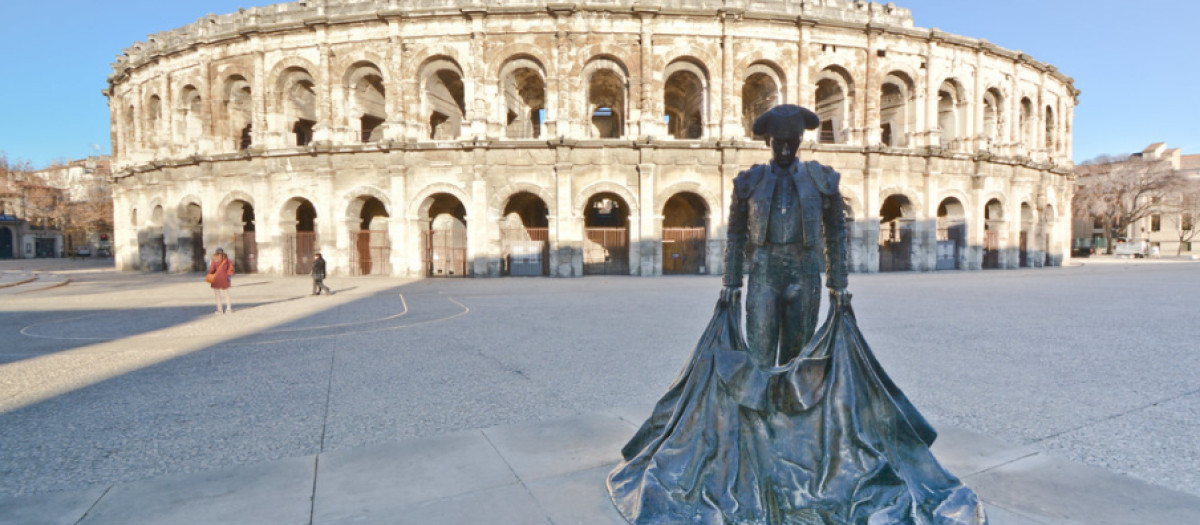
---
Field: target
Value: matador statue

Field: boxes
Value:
[720,104,849,367]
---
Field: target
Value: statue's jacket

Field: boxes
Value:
[723,160,849,289]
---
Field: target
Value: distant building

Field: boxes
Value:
[1072,143,1200,256]
[31,156,114,256]
[0,170,66,259]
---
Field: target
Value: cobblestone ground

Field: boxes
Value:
[1,257,1197,498]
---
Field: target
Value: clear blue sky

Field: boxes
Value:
[1,0,1196,168]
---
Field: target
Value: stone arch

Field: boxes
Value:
[583,55,630,139]
[742,61,785,139]
[407,182,473,220]
[1044,103,1057,151]
[936,78,968,147]
[344,187,392,276]
[814,65,854,144]
[217,191,257,220]
[498,55,548,139]
[660,190,710,275]
[575,181,640,218]
[982,86,1006,144]
[879,70,916,147]
[418,56,467,140]
[653,181,720,223]
[662,57,710,139]
[271,65,319,146]
[145,93,163,147]
[176,84,205,144]
[344,60,387,143]
[982,195,1006,269]
[483,44,552,79]
[221,74,254,150]
[936,195,968,270]
[582,191,632,275]
[878,192,917,272]
[489,181,556,221]
[418,191,469,278]
[1019,96,1036,148]
[342,186,392,222]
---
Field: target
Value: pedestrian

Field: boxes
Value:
[207,247,235,314]
[312,252,333,295]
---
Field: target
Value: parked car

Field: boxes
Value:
[75,246,91,257]
[1071,245,1094,257]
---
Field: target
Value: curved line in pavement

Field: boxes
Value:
[229,295,470,347]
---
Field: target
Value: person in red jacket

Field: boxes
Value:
[208,247,235,314]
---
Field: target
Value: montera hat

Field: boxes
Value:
[752,104,821,141]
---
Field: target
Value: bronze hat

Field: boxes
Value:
[752,104,821,140]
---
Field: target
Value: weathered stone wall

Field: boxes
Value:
[107,0,1076,277]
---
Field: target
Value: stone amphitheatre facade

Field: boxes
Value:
[106,0,1077,278]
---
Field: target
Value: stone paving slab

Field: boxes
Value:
[311,430,517,524]
[0,485,108,525]
[3,411,1200,524]
[77,454,316,525]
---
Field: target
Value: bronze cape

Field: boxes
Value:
[607,297,987,524]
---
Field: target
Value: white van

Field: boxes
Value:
[1113,241,1149,258]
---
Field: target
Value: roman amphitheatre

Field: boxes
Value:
[105,0,1077,278]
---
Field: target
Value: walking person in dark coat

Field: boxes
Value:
[312,252,333,295]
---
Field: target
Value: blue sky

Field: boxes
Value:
[0,1,1196,168]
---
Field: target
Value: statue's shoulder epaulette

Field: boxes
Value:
[733,164,769,198]
[804,161,841,196]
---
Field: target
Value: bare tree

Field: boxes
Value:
[1073,154,1183,254]
[1165,183,1200,255]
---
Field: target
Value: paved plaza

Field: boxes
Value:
[1,257,1199,524]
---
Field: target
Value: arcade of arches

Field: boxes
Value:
[107,0,1076,277]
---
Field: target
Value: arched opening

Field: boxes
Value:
[141,205,167,272]
[422,193,467,277]
[180,202,205,271]
[146,95,162,148]
[1043,204,1057,266]
[936,198,966,270]
[662,192,708,274]
[815,78,845,144]
[937,80,961,147]
[178,85,203,144]
[348,64,386,143]
[282,198,318,275]
[983,198,1005,269]
[0,226,14,259]
[588,67,625,138]
[350,196,390,275]
[1045,106,1056,152]
[279,68,318,147]
[423,62,466,140]
[879,76,909,147]
[742,68,780,139]
[227,200,257,273]
[1019,97,1034,148]
[664,61,706,139]
[878,194,914,272]
[584,193,630,275]
[983,88,1003,145]
[224,75,253,150]
[1020,202,1035,267]
[502,61,546,139]
[500,191,550,276]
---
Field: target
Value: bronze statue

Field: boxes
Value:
[609,105,987,525]
[720,104,849,367]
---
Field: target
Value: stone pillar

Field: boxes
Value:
[638,162,658,276]
[553,145,581,277]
